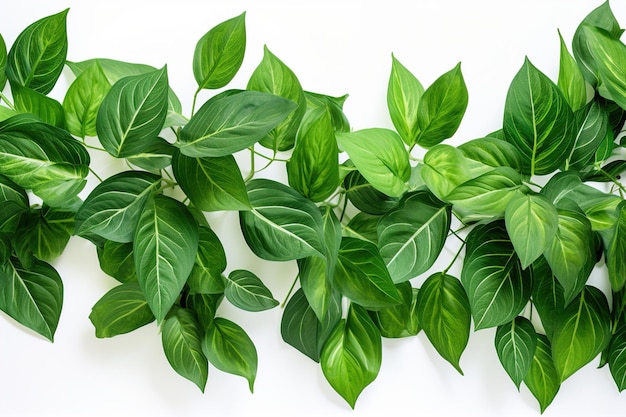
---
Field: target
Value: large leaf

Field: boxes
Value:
[334,237,401,310]
[415,63,468,148]
[0,257,62,341]
[551,285,611,383]
[565,101,609,170]
[557,30,587,111]
[134,195,199,322]
[523,334,560,413]
[321,304,382,409]
[387,54,423,145]
[416,272,471,374]
[202,317,257,392]
[239,179,325,261]
[161,307,208,392]
[172,150,250,212]
[505,192,559,269]
[503,58,576,175]
[224,269,278,312]
[336,128,410,197]
[461,221,532,330]
[89,281,154,337]
[179,90,297,157]
[247,46,306,151]
[495,316,537,389]
[606,201,626,291]
[75,171,161,243]
[377,191,451,283]
[6,9,68,94]
[193,12,246,90]
[96,67,169,158]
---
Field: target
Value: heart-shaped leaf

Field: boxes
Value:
[495,316,537,389]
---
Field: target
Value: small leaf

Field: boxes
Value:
[321,304,382,409]
[224,269,278,312]
[495,316,537,389]
[566,101,609,170]
[387,54,423,145]
[161,307,208,392]
[557,30,587,111]
[97,240,136,283]
[187,226,227,294]
[523,334,560,413]
[370,282,420,338]
[531,258,565,340]
[416,273,471,373]
[202,317,257,392]
[606,201,626,291]
[89,282,154,338]
[193,12,246,90]
[608,324,626,391]
[12,83,65,128]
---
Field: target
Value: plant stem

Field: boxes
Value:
[442,240,466,275]
[245,146,256,182]
[191,88,201,117]
[281,273,300,308]
[599,167,626,197]
[89,167,104,182]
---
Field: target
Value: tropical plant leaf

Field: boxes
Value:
[12,83,65,128]
[387,54,423,145]
[457,137,523,171]
[343,169,399,215]
[606,201,626,291]
[608,324,626,391]
[523,334,560,413]
[370,281,420,338]
[495,316,537,389]
[557,30,587,111]
[96,240,136,283]
[566,101,608,171]
[13,205,74,263]
[224,269,278,312]
[187,226,227,294]
[531,258,565,340]
[0,34,6,90]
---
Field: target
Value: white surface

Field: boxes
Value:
[2,1,626,416]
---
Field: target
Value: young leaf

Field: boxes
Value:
[304,91,350,133]
[606,201,626,291]
[551,285,611,383]
[321,304,382,409]
[370,281,420,338]
[239,179,325,261]
[161,308,208,392]
[224,269,278,312]
[179,90,297,157]
[6,9,68,94]
[247,46,306,151]
[12,83,65,128]
[495,316,537,389]
[75,171,161,243]
[63,61,112,138]
[187,226,227,294]
[287,108,339,202]
[377,190,451,283]
[503,58,576,176]
[334,237,402,310]
[0,257,63,341]
[461,221,532,330]
[415,63,468,148]
[608,324,626,391]
[336,128,410,197]
[566,101,609,170]
[134,195,199,322]
[193,12,246,90]
[97,240,136,283]
[387,54,423,145]
[202,317,257,392]
[96,67,169,158]
[416,272,471,374]
[505,192,559,269]
[523,334,560,413]
[172,151,250,211]
[557,30,587,111]
[89,282,154,337]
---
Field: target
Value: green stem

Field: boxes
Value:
[89,167,104,182]
[281,273,300,308]
[0,92,15,110]
[442,240,466,275]
[245,146,256,182]
[191,88,201,117]
[599,167,626,197]
[81,140,107,152]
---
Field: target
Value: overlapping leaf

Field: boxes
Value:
[524,334,560,413]
[495,316,537,389]
[387,54,423,145]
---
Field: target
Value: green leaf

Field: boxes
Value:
[14,205,74,262]
[12,83,65,128]
[0,257,62,341]
[334,237,401,310]
[0,175,29,234]
[523,334,560,413]
[416,272,471,373]
[97,240,136,283]
[606,201,626,291]
[187,226,227,294]
[239,178,325,261]
[161,307,208,392]
[193,12,246,90]
[96,67,169,158]
[495,316,537,389]
[321,304,382,409]
[305,91,350,133]
[75,171,161,243]
[247,46,306,151]
[179,90,297,157]
[172,150,250,211]
[6,9,68,94]
[202,317,257,392]
[89,281,154,337]
[0,115,90,207]
[336,128,410,197]
[505,192,559,269]
[0,34,7,90]
[63,61,111,138]
[415,63,468,148]
[224,269,278,312]
[531,258,565,340]
[608,324,626,391]
[343,169,399,215]
[457,137,523,171]
[370,281,420,338]
[461,221,532,330]
[126,137,175,173]
[377,191,451,283]
[287,108,339,202]
[281,288,341,362]
[0,106,17,122]
[134,195,199,322]
[503,58,576,175]
[557,30,587,111]
[185,293,223,330]
[387,54,423,145]
[343,212,379,244]
[566,101,609,170]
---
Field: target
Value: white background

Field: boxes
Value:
[2,1,626,416]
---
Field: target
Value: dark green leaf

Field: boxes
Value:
[582,160,626,183]
[224,269,278,312]
[387,54,423,145]
[185,293,223,330]
[89,281,154,337]
[343,212,379,245]
[457,137,523,171]
[495,316,537,389]
[126,137,175,173]
[321,304,382,409]
[370,281,420,338]
[566,101,609,170]
[523,334,560,413]
[606,201,626,291]
[608,324,626,391]
[0,34,6,90]
[416,272,471,373]
[14,205,74,262]
[557,30,587,111]
[343,169,399,215]
[531,258,565,340]
[97,240,136,283]
[187,226,227,294]
[0,175,29,234]
[12,83,65,128]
